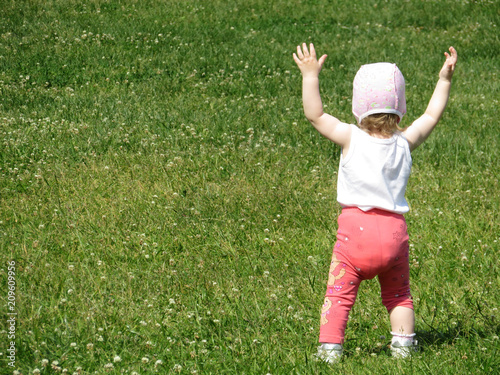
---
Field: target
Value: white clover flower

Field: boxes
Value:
[104,363,114,369]
[113,355,121,362]
[142,357,149,363]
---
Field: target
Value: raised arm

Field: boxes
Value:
[293,43,351,148]
[404,47,458,151]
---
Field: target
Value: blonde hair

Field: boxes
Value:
[359,113,402,137]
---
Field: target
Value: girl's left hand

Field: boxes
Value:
[293,43,328,78]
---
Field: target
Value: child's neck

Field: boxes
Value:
[362,129,394,139]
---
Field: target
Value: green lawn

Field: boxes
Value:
[0,0,498,373]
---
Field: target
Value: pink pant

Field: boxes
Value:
[319,208,413,344]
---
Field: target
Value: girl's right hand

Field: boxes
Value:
[439,46,458,82]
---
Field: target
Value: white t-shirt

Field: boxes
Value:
[337,124,412,214]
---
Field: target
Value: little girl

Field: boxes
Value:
[293,43,457,362]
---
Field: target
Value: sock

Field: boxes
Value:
[391,332,416,346]
[320,343,343,351]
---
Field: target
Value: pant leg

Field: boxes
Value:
[319,248,362,344]
[377,217,414,312]
[378,259,413,311]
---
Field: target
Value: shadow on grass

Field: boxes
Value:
[339,321,496,359]
[416,322,494,349]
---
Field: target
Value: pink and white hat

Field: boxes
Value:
[352,62,406,123]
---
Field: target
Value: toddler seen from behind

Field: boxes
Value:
[293,43,457,362]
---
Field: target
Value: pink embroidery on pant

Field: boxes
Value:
[328,252,346,286]
[320,297,333,325]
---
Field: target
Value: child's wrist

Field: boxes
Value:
[302,74,320,81]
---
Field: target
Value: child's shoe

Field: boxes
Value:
[390,332,418,358]
[316,343,343,363]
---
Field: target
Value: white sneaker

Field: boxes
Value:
[316,343,343,363]
[390,340,418,358]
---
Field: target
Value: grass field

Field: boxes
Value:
[0,0,498,373]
